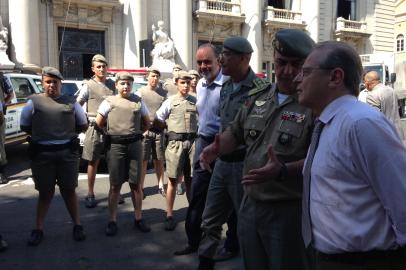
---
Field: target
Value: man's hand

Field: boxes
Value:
[241,145,283,185]
[199,134,220,172]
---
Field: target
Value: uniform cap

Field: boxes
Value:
[148,66,161,76]
[173,64,183,71]
[175,70,192,80]
[188,70,200,77]
[92,54,108,65]
[115,71,134,82]
[223,36,253,54]
[272,29,315,59]
[42,66,63,80]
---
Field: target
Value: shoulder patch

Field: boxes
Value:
[248,77,271,96]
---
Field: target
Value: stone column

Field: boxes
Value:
[241,0,263,74]
[9,0,41,69]
[170,0,193,69]
[123,0,147,68]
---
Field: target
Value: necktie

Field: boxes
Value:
[302,120,325,247]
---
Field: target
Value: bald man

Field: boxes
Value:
[364,71,404,139]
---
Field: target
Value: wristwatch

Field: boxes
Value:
[277,162,288,181]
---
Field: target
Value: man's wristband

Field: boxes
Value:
[277,162,288,181]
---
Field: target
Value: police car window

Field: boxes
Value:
[10,78,35,102]
[33,78,44,92]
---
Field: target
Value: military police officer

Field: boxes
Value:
[188,69,200,96]
[76,54,116,208]
[154,71,197,231]
[21,67,88,246]
[200,29,316,270]
[95,72,151,236]
[197,36,262,269]
[163,64,183,97]
[136,66,167,197]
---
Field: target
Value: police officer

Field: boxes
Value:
[188,69,200,97]
[200,29,315,270]
[0,72,14,184]
[21,67,88,246]
[163,64,183,97]
[95,72,151,236]
[136,66,167,197]
[196,37,263,268]
[154,71,197,231]
[76,54,116,208]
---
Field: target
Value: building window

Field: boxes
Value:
[268,0,292,9]
[337,0,356,20]
[397,34,404,52]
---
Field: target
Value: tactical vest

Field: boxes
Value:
[105,94,142,136]
[87,78,115,117]
[138,86,167,120]
[30,94,77,142]
[166,95,198,134]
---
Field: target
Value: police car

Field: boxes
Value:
[2,72,43,146]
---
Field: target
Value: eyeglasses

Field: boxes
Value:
[296,67,334,79]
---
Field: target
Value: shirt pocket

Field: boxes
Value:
[274,120,304,153]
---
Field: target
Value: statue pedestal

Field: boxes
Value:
[0,51,15,69]
[152,59,175,73]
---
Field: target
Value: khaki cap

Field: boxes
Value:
[188,70,200,77]
[175,70,192,80]
[92,54,108,65]
[115,71,134,82]
[148,66,161,76]
[173,64,183,71]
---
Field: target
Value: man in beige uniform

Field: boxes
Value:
[76,54,116,208]
[155,71,198,231]
[137,66,167,197]
[164,64,183,97]
[200,29,315,270]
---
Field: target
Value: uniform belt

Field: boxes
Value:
[167,132,197,141]
[108,134,143,144]
[219,148,246,162]
[316,247,406,265]
[29,137,79,152]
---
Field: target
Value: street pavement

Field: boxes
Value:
[0,143,243,270]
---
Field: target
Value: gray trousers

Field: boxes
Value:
[198,159,244,258]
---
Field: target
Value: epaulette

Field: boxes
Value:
[248,77,271,96]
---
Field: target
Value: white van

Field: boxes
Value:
[2,73,43,146]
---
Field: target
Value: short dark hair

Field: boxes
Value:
[315,41,362,96]
[198,43,220,58]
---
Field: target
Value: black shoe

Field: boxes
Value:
[0,235,8,252]
[105,221,118,236]
[118,195,125,205]
[164,216,177,231]
[134,219,151,233]
[85,195,97,208]
[174,245,197,256]
[73,225,86,241]
[0,174,8,185]
[27,229,43,246]
[197,256,215,270]
[213,247,238,262]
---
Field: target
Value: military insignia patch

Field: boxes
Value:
[281,111,306,123]
[255,100,266,107]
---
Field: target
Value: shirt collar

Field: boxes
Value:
[319,95,357,124]
[200,70,229,88]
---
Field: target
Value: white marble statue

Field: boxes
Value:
[151,21,176,72]
[0,16,14,69]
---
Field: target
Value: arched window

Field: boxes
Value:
[397,34,404,52]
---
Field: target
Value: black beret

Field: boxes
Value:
[42,66,63,80]
[223,36,253,54]
[272,29,315,59]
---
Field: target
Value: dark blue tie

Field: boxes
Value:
[302,120,325,247]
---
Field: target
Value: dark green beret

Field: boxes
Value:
[175,70,192,80]
[223,36,253,54]
[115,71,134,82]
[148,66,161,76]
[42,66,63,80]
[272,29,315,59]
[92,54,108,65]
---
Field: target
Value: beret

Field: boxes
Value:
[223,36,253,54]
[92,54,108,65]
[148,66,161,76]
[42,66,63,80]
[175,70,192,80]
[115,71,134,82]
[188,70,200,77]
[272,29,315,59]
